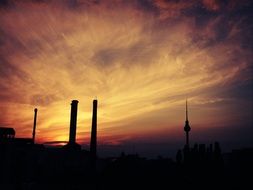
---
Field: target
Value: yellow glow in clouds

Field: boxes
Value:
[0,1,251,146]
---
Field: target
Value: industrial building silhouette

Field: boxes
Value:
[0,99,98,189]
[0,99,252,189]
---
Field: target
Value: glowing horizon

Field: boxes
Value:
[0,0,252,152]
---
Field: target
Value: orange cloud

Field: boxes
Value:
[0,0,252,148]
[202,0,221,11]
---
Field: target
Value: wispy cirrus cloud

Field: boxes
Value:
[0,0,252,149]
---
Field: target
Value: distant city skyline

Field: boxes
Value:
[0,0,252,157]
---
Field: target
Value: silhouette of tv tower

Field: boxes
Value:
[184,99,191,148]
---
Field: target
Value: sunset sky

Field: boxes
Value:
[0,0,252,157]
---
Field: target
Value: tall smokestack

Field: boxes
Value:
[90,99,97,158]
[69,100,79,144]
[32,108,38,144]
